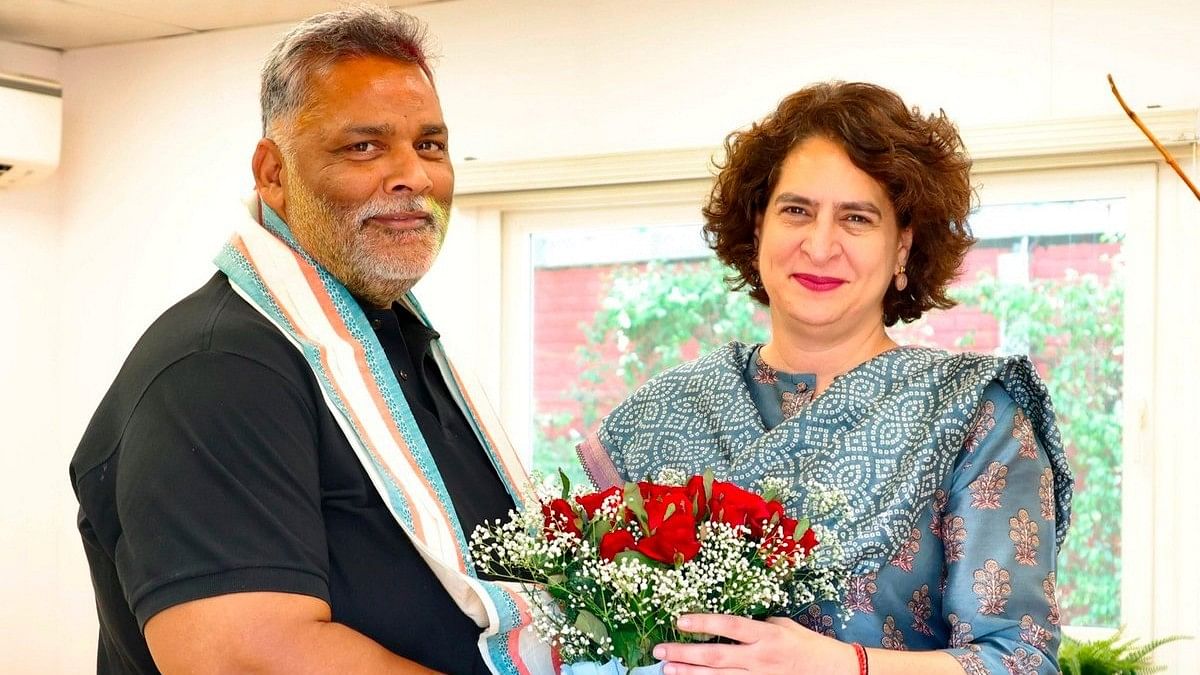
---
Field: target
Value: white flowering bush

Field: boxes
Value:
[469,470,850,667]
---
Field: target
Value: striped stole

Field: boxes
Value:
[215,202,553,674]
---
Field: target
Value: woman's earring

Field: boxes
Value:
[894,265,908,292]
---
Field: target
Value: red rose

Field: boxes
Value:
[575,485,623,519]
[708,481,770,535]
[541,498,581,540]
[636,510,701,564]
[755,500,788,539]
[778,516,799,538]
[638,482,694,530]
[637,482,681,501]
[683,474,709,519]
[797,525,819,555]
[761,519,820,567]
[598,529,637,561]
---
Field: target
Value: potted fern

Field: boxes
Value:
[1059,628,1189,674]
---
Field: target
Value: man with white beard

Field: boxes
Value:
[70,7,550,674]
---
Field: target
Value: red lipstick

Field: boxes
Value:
[792,273,846,292]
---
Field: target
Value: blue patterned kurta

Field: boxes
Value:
[806,380,1061,674]
[579,343,1072,675]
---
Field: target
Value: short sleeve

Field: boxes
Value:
[114,351,330,627]
[938,383,1062,675]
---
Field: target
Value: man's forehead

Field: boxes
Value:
[315,54,435,95]
[292,56,444,134]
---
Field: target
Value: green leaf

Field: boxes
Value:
[589,517,613,545]
[623,481,649,530]
[614,550,661,568]
[663,503,676,522]
[559,468,571,499]
[546,585,573,603]
[608,626,646,667]
[1058,629,1189,673]
[792,518,811,540]
[574,609,610,645]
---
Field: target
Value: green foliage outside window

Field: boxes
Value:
[572,258,768,429]
[534,258,763,488]
[535,250,1123,627]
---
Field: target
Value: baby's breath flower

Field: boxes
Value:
[803,482,853,521]
[759,475,796,503]
[653,467,687,486]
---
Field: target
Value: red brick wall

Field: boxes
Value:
[532,267,623,424]
[1032,241,1121,278]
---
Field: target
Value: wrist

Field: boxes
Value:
[850,642,869,675]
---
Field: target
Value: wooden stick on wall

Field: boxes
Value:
[1108,74,1200,201]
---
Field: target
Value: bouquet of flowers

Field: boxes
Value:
[469,469,850,671]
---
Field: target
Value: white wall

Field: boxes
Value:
[0,39,72,673]
[419,0,1200,162]
[8,0,1198,671]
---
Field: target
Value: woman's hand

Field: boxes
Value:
[652,614,857,675]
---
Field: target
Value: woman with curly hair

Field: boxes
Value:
[577,82,1073,674]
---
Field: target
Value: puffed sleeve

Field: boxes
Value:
[937,383,1062,675]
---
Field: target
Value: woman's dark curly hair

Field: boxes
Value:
[703,81,975,326]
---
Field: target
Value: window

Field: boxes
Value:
[526,221,722,486]
[963,165,1157,633]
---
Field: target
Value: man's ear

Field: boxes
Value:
[252,138,287,217]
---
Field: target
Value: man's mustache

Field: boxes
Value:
[355,196,448,228]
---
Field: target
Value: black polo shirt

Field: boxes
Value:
[70,272,514,674]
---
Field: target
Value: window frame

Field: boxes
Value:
[970,163,1158,637]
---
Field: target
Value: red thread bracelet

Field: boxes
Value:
[852,642,869,675]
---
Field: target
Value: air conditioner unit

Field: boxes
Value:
[0,72,62,189]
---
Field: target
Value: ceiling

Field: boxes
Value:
[0,0,448,51]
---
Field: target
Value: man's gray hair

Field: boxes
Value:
[260,5,433,139]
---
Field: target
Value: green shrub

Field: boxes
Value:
[1059,629,1189,674]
